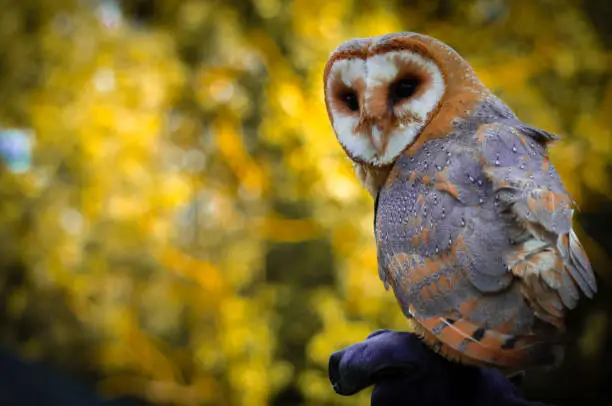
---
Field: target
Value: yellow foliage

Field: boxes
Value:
[0,1,611,405]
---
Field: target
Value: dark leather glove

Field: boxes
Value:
[329,329,552,406]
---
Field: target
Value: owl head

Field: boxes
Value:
[323,32,488,169]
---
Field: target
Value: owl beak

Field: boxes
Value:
[371,123,388,156]
[356,112,390,158]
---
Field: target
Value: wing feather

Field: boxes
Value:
[479,122,597,316]
[375,113,596,370]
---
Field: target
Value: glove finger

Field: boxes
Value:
[329,330,429,396]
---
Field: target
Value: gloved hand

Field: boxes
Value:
[328,329,552,406]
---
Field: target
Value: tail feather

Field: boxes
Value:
[410,311,560,370]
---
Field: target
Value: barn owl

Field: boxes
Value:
[323,32,597,372]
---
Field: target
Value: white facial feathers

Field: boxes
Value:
[326,50,446,166]
[339,58,366,88]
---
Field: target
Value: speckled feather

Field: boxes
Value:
[375,95,596,370]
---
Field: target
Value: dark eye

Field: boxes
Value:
[390,78,420,103]
[342,92,359,112]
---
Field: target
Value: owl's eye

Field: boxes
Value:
[390,78,420,103]
[342,92,359,112]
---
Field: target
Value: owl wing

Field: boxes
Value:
[479,122,596,316]
[375,121,596,369]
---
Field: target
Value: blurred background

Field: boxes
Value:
[0,0,611,405]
